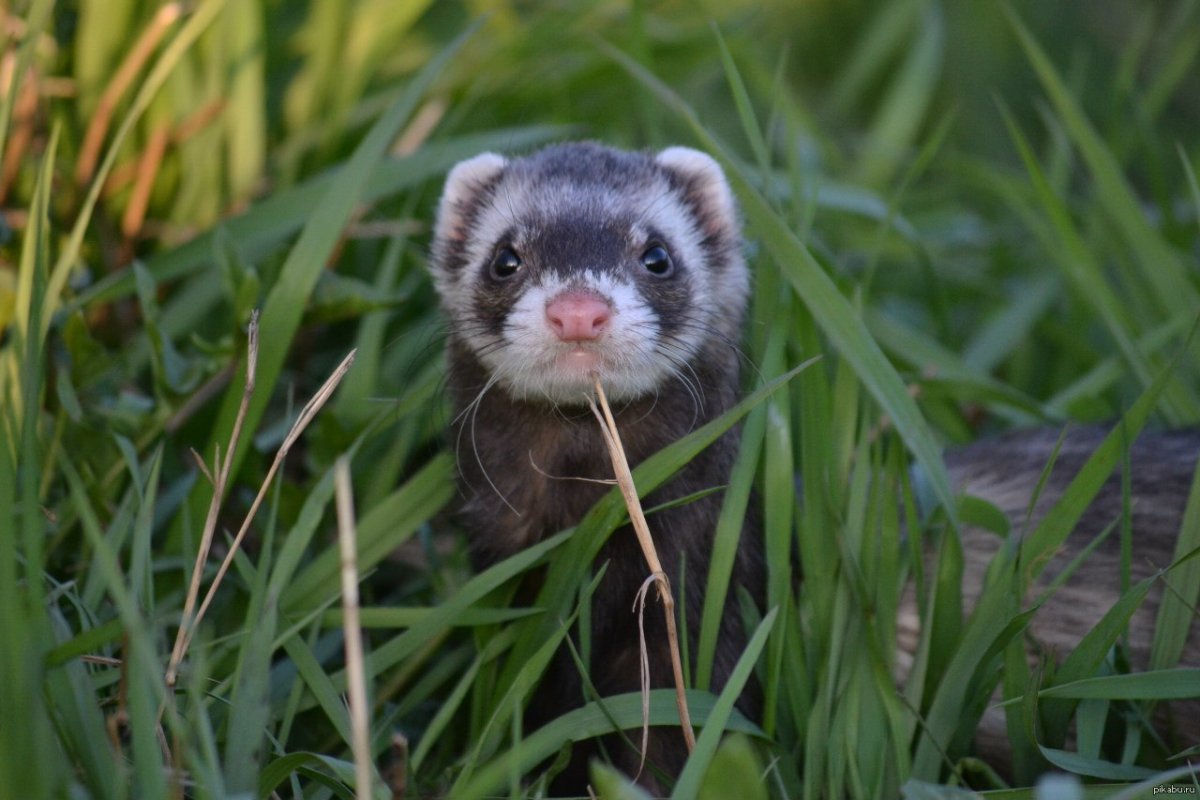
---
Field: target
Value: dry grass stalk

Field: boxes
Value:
[102,99,227,199]
[121,123,169,239]
[166,310,259,687]
[588,376,696,758]
[335,456,373,800]
[165,313,357,686]
[0,66,39,202]
[75,2,182,186]
[183,346,358,658]
[390,97,446,157]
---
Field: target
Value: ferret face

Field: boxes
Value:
[430,142,747,405]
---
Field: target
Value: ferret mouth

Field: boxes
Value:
[553,345,604,373]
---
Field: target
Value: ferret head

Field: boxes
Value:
[429,142,748,405]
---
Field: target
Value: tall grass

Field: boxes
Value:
[0,1,1197,797]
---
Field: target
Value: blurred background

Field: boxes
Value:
[6,0,1198,419]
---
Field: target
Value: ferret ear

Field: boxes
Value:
[434,152,508,244]
[655,146,737,234]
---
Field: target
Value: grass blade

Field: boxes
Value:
[44,0,232,335]
[601,42,960,527]
[1006,7,1200,329]
[197,24,481,502]
[455,690,763,800]
[672,608,778,798]
[1150,453,1200,671]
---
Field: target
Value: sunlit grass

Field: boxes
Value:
[0,1,1197,797]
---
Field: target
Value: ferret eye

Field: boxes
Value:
[489,246,522,280]
[641,244,672,276]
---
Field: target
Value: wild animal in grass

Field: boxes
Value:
[427,141,1200,793]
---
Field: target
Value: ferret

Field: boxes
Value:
[922,427,1200,769]
[429,142,759,790]
[428,141,1199,791]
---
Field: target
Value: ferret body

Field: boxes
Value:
[429,142,1199,790]
[429,142,761,788]
[928,427,1200,766]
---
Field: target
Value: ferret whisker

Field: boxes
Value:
[655,345,705,429]
[527,451,617,485]
[465,374,521,516]
[449,375,490,487]
[670,316,762,382]
[626,384,664,426]
[452,372,496,428]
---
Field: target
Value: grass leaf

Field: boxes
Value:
[602,41,960,527]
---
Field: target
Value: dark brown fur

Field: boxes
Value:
[447,336,761,790]
[900,426,1200,770]
[431,143,758,794]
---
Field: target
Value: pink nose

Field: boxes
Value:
[545,291,612,341]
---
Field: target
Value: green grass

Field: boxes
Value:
[1,1,1198,797]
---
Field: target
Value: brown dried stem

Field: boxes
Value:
[121,123,169,239]
[180,346,357,664]
[165,310,259,687]
[588,376,696,757]
[165,313,356,688]
[75,3,182,186]
[335,457,373,800]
